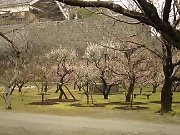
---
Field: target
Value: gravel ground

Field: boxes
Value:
[0,110,179,135]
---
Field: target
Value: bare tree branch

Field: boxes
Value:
[171,76,180,82]
[0,32,20,57]
[174,0,180,15]
[163,0,172,23]
[172,60,180,68]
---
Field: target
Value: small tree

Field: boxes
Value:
[47,47,77,100]
[32,57,53,103]
[84,42,120,99]
[0,32,21,109]
[75,60,98,104]
[111,43,155,103]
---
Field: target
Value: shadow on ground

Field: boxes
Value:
[114,106,149,110]
[28,99,78,105]
[27,99,149,110]
[150,101,180,104]
[70,103,106,107]
[106,101,148,105]
[70,101,149,110]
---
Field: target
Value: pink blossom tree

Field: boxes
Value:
[111,43,155,103]
[46,47,77,100]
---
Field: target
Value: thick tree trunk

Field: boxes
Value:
[101,77,109,99]
[4,85,12,109]
[103,91,108,99]
[126,81,135,102]
[4,57,20,109]
[126,92,131,102]
[160,78,173,112]
[102,84,109,99]
[160,42,174,113]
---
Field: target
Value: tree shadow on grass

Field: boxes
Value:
[70,103,106,107]
[46,99,78,103]
[28,102,59,105]
[173,101,180,104]
[108,101,149,110]
[114,106,149,110]
[28,99,78,105]
[70,101,148,108]
[106,101,148,106]
[150,101,180,104]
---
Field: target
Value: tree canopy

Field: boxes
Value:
[57,0,180,50]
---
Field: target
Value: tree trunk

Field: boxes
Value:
[59,85,68,99]
[86,94,89,104]
[160,78,173,112]
[160,42,173,113]
[4,85,12,109]
[10,84,16,95]
[130,92,134,107]
[86,82,89,104]
[77,84,81,91]
[41,94,44,103]
[4,57,20,109]
[44,82,48,94]
[101,77,109,99]
[126,92,131,102]
[152,83,158,93]
[103,87,108,99]
[126,81,135,102]
[17,82,26,93]
[1,32,20,109]
[90,92,93,104]
[139,86,142,94]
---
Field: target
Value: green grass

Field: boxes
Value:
[0,85,180,123]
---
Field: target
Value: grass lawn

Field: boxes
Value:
[0,84,180,123]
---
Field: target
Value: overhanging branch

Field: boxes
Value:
[0,32,20,57]
[57,0,180,50]
[57,0,152,25]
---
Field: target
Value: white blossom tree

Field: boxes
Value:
[75,60,98,104]
[84,42,120,99]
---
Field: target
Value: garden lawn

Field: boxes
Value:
[0,85,180,123]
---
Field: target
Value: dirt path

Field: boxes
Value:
[0,110,179,135]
